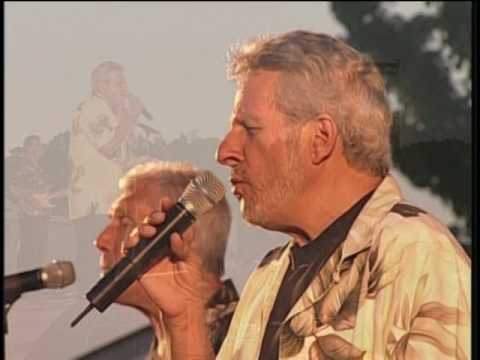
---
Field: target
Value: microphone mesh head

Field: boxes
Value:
[179,170,225,218]
[41,260,76,289]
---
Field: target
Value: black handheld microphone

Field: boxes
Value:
[70,171,225,327]
[5,260,76,303]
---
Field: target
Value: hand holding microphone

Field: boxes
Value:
[117,94,154,141]
[122,93,153,121]
[126,200,223,320]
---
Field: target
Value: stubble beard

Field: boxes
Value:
[241,150,304,229]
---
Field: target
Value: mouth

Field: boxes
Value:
[230,177,248,199]
[99,266,112,278]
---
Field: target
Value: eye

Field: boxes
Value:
[115,216,133,233]
[118,218,136,246]
[244,125,260,135]
[120,216,134,227]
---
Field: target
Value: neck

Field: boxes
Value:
[286,167,382,246]
[134,309,169,359]
[123,296,169,355]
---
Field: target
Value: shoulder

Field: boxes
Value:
[364,202,470,301]
[373,202,469,265]
[257,243,290,269]
[73,97,116,134]
[74,96,112,120]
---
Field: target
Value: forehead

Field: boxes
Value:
[109,191,153,221]
[106,69,126,83]
[233,71,280,120]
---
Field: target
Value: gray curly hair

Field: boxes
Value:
[227,30,392,177]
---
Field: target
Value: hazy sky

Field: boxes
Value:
[5,2,349,152]
[4,1,431,152]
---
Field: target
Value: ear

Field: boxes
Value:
[309,115,338,165]
[184,225,197,247]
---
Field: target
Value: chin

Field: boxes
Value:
[241,201,287,232]
[240,199,255,222]
[241,201,267,227]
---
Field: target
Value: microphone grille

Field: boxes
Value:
[179,170,225,218]
[41,260,76,289]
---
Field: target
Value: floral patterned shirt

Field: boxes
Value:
[259,191,373,359]
[68,95,124,220]
[218,175,471,359]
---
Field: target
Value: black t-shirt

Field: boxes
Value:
[258,191,374,360]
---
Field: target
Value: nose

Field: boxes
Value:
[94,226,113,253]
[216,129,244,167]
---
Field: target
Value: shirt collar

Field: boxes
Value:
[339,175,404,262]
[289,189,374,269]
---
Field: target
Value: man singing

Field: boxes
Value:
[126,31,471,359]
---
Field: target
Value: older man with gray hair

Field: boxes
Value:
[68,61,151,289]
[126,31,470,359]
[95,160,236,359]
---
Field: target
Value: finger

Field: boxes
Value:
[125,221,157,250]
[160,197,175,211]
[182,227,195,247]
[122,227,140,252]
[145,210,165,226]
[170,232,188,260]
[138,223,158,238]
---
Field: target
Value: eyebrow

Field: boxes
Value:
[108,207,123,219]
[108,209,137,227]
[233,112,262,127]
[109,202,129,219]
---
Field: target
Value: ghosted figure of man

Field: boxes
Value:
[68,61,148,288]
[127,31,470,359]
[6,135,63,270]
[95,161,237,359]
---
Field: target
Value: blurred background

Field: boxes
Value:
[4,2,472,359]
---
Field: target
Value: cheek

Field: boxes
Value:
[111,236,124,258]
[258,139,288,167]
[243,145,272,182]
[101,231,131,277]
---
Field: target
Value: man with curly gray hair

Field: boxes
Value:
[128,31,470,359]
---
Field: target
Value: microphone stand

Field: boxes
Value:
[4,290,22,334]
[3,292,22,334]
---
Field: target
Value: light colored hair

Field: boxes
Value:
[227,30,392,177]
[118,161,231,276]
[91,61,124,95]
